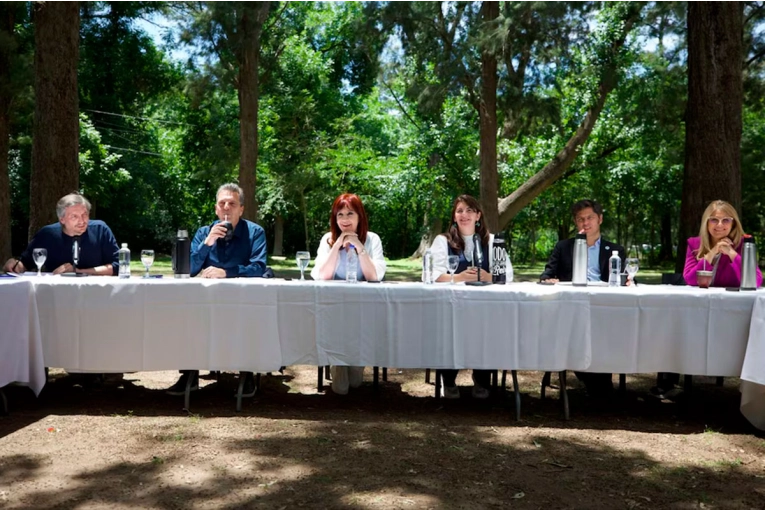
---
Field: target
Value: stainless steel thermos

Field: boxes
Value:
[740,235,757,291]
[572,232,588,286]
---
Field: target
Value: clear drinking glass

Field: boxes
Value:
[141,249,155,278]
[447,255,460,284]
[296,251,310,281]
[32,248,47,276]
[626,257,639,286]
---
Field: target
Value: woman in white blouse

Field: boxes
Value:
[311,193,386,394]
[424,194,513,399]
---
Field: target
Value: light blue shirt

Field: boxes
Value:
[587,237,601,281]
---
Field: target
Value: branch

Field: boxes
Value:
[380,76,422,131]
[745,46,765,69]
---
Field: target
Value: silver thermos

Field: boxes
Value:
[174,229,191,279]
[572,232,588,286]
[740,235,757,291]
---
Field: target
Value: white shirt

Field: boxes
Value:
[424,234,514,282]
[311,231,387,281]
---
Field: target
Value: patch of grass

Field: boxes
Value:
[187,413,203,424]
[151,456,165,465]
[701,458,743,470]
[702,425,722,435]
[111,410,134,418]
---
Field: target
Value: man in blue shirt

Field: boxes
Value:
[190,183,267,278]
[167,182,266,397]
[3,193,119,275]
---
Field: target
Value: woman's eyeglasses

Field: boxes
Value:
[708,217,733,226]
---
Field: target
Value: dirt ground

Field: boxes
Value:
[1,368,764,509]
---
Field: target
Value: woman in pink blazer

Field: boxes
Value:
[683,200,762,288]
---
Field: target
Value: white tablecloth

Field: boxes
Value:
[740,294,765,429]
[31,278,592,373]
[0,279,45,395]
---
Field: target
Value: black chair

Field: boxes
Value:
[661,273,686,285]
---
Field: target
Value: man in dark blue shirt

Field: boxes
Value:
[167,182,266,398]
[3,193,119,275]
[190,183,267,278]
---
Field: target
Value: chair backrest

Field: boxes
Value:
[661,273,686,286]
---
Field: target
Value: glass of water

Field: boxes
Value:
[447,255,460,284]
[141,249,155,278]
[33,248,47,276]
[626,257,639,287]
[296,251,310,281]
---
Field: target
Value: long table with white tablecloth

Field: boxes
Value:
[0,279,45,395]
[4,276,765,429]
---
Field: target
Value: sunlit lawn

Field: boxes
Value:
[146,256,667,284]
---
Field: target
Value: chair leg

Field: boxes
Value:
[325,365,331,380]
[559,371,569,420]
[425,368,431,384]
[318,367,324,392]
[619,374,626,394]
[492,370,499,393]
[373,366,379,391]
[511,370,520,421]
[541,371,552,400]
[716,376,724,387]
[435,370,442,399]
[382,367,388,382]
[684,374,693,395]
[0,388,7,416]
[501,370,507,391]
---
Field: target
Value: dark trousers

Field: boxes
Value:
[657,372,680,390]
[441,369,492,388]
[574,371,613,396]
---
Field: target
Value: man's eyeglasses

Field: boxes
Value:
[708,217,733,226]
[575,214,599,224]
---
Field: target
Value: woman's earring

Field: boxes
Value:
[475,220,481,228]
[453,222,458,229]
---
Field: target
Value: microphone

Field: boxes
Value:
[466,233,491,286]
[72,235,81,270]
[473,233,482,282]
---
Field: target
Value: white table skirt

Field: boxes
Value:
[0,279,45,395]
[12,276,765,430]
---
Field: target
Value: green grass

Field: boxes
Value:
[142,255,668,283]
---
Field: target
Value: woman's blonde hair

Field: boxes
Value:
[695,200,744,259]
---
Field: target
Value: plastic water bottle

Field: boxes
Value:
[608,250,620,287]
[346,245,358,283]
[118,243,131,279]
[423,248,433,284]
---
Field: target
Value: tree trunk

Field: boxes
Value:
[29,2,79,239]
[676,2,743,272]
[410,216,442,259]
[0,5,14,261]
[496,4,641,231]
[272,214,284,256]
[478,1,499,232]
[237,2,270,224]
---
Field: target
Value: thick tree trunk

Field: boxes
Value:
[478,1,499,232]
[676,2,743,272]
[237,2,269,223]
[0,5,14,261]
[496,5,641,231]
[29,2,79,239]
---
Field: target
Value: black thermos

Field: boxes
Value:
[492,233,507,284]
[174,229,191,278]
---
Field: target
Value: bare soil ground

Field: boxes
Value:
[1,368,764,509]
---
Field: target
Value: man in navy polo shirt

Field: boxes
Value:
[166,182,266,397]
[3,193,119,275]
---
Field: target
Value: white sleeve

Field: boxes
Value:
[310,233,333,280]
[366,232,386,280]
[426,235,449,282]
[507,252,514,282]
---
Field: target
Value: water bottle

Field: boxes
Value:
[423,248,433,284]
[491,233,506,284]
[740,235,758,290]
[572,232,588,286]
[346,245,358,283]
[608,250,620,287]
[118,243,131,279]
[174,229,191,279]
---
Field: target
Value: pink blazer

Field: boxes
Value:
[683,236,762,288]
